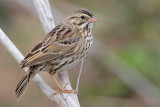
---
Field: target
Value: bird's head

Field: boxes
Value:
[66,9,98,30]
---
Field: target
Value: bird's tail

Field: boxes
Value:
[15,70,35,100]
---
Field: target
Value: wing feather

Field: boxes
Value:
[20,23,82,68]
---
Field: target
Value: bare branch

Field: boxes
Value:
[0,0,80,106]
[33,0,55,33]
[0,28,57,101]
[32,0,80,106]
[12,0,160,107]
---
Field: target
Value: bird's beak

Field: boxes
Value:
[89,17,99,23]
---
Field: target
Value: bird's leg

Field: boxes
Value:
[49,73,78,96]
[63,82,69,89]
[49,73,61,89]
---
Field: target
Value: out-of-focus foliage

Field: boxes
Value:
[0,0,160,107]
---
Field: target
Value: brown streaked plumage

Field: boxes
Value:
[15,9,98,99]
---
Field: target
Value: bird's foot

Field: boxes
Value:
[50,82,79,97]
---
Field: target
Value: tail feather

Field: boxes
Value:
[16,74,28,89]
[15,71,34,100]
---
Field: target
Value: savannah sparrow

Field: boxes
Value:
[15,9,98,99]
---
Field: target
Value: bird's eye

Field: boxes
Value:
[81,16,85,19]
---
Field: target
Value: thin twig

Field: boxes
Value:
[76,59,84,91]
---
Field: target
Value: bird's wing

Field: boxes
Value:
[20,24,83,68]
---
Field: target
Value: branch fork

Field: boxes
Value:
[0,0,80,107]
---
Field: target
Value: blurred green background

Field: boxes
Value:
[0,0,160,107]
